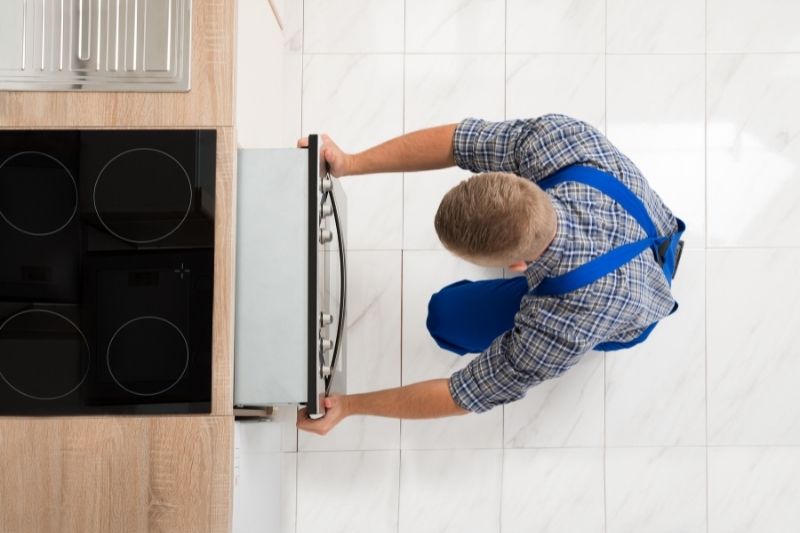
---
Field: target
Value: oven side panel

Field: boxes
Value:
[234,148,308,406]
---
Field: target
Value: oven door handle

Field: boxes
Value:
[324,180,346,395]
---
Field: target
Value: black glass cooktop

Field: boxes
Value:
[0,130,216,415]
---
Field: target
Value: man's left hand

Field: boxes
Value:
[297,395,349,435]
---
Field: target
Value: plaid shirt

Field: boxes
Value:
[448,114,679,413]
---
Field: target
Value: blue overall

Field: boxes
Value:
[426,165,686,355]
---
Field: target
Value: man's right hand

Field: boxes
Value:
[296,134,353,177]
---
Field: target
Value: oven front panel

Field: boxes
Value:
[233,139,347,416]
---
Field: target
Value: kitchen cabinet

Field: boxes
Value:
[0,416,232,533]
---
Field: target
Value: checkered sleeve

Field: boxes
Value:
[447,296,603,413]
[452,114,625,183]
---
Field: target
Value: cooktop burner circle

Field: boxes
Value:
[0,151,78,237]
[93,148,193,244]
[0,309,91,400]
[106,316,190,397]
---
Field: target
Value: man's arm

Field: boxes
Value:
[297,124,457,177]
[450,115,630,183]
[296,378,468,436]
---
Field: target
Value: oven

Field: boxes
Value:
[234,134,347,419]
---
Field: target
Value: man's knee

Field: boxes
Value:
[426,290,448,335]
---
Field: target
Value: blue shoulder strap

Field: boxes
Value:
[532,165,661,297]
[538,165,658,238]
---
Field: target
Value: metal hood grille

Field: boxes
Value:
[0,0,191,91]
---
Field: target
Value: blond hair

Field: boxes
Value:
[434,172,553,261]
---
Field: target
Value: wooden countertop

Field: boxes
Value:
[0,416,232,532]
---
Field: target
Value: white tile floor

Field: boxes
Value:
[239,1,800,531]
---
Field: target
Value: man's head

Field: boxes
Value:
[434,172,556,272]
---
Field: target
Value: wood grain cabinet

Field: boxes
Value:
[0,417,232,533]
[0,1,237,532]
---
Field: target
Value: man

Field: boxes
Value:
[296,114,684,435]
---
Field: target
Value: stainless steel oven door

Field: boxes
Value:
[233,139,346,418]
[306,134,347,419]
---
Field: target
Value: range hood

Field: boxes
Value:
[0,0,192,91]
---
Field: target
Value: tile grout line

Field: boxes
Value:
[602,1,609,532]
[299,3,305,143]
[401,0,407,256]
[397,448,403,533]
[503,0,508,122]
[295,1,306,531]
[704,2,710,532]
[301,51,800,59]
[398,245,800,251]
[603,352,609,533]
[296,443,785,453]
[398,254,404,524]
[603,0,608,135]
[398,3,407,530]
[298,51,800,56]
[500,1,509,530]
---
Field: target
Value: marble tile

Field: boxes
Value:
[507,0,605,53]
[235,419,283,454]
[299,251,401,451]
[303,0,403,53]
[399,450,502,533]
[233,422,283,533]
[302,54,404,250]
[405,0,505,54]
[503,350,604,448]
[279,453,297,533]
[708,0,800,53]
[506,54,605,131]
[605,250,706,446]
[281,0,303,54]
[708,249,800,445]
[336,175,403,250]
[299,410,399,453]
[279,54,303,148]
[607,0,704,53]
[606,447,706,533]
[607,54,706,249]
[501,448,605,533]
[296,451,400,533]
[404,54,505,133]
[236,0,302,148]
[707,54,800,247]
[401,251,503,449]
[709,447,800,533]
[281,0,303,148]
[302,54,404,152]
[399,396,502,451]
[403,168,467,250]
[270,405,299,452]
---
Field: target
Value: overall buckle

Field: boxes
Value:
[656,236,685,279]
[672,240,684,278]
